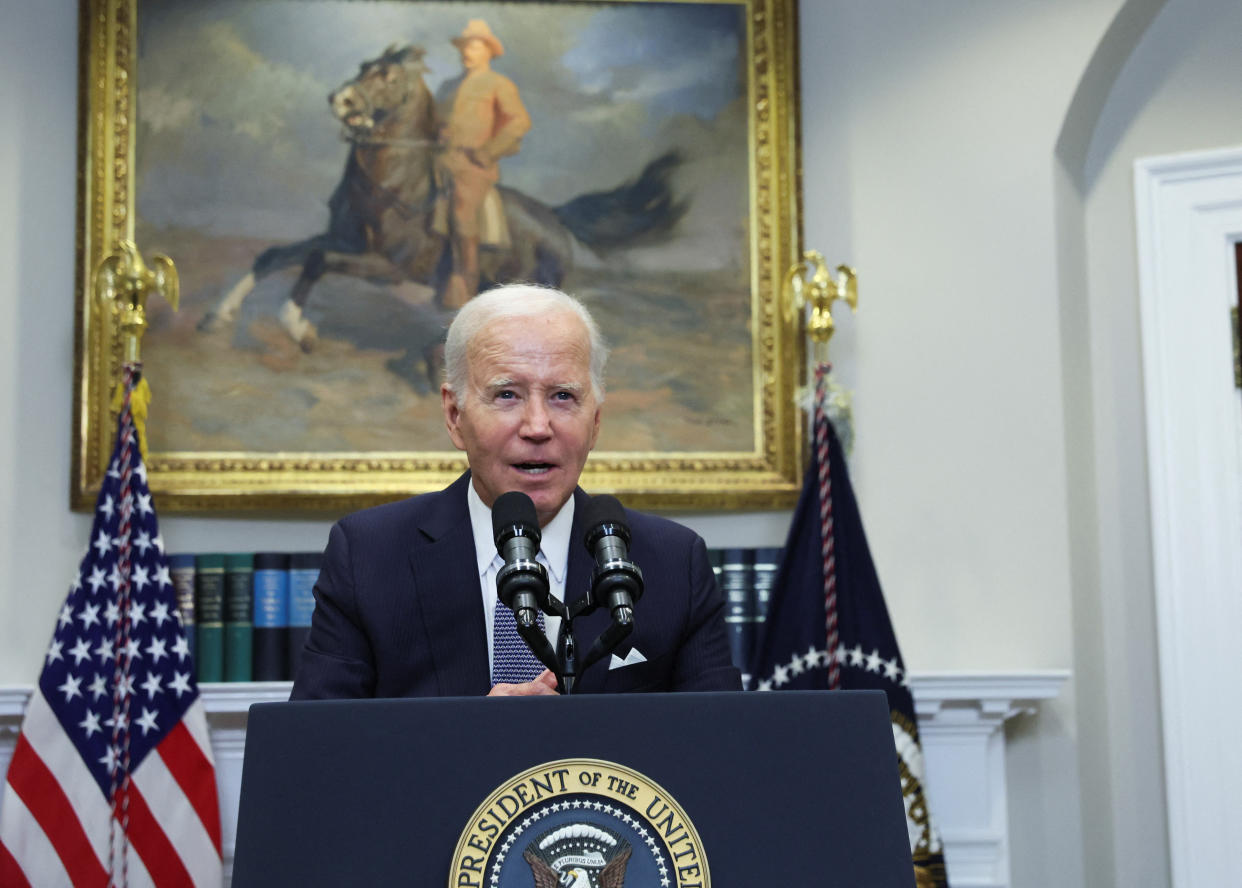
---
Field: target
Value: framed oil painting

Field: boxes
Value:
[72,0,804,513]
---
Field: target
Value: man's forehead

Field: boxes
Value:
[481,375,584,391]
[469,314,589,358]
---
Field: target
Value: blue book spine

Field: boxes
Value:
[287,552,323,681]
[252,553,290,681]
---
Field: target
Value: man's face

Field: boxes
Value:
[442,311,601,526]
[459,38,492,71]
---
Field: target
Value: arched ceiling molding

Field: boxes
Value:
[1055,0,1168,192]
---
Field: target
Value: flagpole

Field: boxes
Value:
[107,363,138,885]
[95,241,179,887]
[785,253,858,690]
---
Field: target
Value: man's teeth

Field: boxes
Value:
[515,463,552,474]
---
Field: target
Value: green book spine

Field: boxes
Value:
[195,553,225,683]
[223,553,254,682]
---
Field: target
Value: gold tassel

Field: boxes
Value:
[110,376,153,464]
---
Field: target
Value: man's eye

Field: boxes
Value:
[496,390,516,400]
[553,391,575,402]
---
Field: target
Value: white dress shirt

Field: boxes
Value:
[466,482,571,675]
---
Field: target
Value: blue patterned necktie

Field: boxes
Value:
[491,559,547,685]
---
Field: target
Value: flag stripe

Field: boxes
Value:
[158,717,222,854]
[0,783,74,887]
[100,827,160,888]
[21,690,114,863]
[124,781,196,888]
[5,733,109,886]
[136,735,223,883]
[14,693,158,887]
[179,700,214,764]
[0,832,34,888]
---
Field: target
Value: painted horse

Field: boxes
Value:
[199,44,684,350]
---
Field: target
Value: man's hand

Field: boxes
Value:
[487,668,559,697]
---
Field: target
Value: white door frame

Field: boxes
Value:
[1134,146,1242,888]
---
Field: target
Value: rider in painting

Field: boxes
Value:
[434,19,531,309]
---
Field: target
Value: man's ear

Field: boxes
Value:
[441,384,467,451]
[588,406,601,451]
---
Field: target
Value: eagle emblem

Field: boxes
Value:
[522,824,632,888]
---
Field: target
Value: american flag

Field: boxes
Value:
[0,373,222,886]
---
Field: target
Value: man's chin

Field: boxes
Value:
[510,481,567,522]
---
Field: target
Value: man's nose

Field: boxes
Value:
[520,399,552,439]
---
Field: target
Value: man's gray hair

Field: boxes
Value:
[443,283,609,401]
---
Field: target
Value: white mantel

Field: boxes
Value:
[0,671,1066,887]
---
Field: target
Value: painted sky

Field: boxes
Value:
[136,0,748,248]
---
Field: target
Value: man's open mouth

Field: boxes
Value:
[514,463,554,475]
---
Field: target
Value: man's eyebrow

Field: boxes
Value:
[483,377,517,389]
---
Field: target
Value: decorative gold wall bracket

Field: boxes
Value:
[95,240,179,366]
[785,250,857,362]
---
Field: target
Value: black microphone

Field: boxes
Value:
[582,495,644,626]
[491,491,549,630]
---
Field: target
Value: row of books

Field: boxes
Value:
[169,552,323,683]
[167,546,783,686]
[709,547,783,690]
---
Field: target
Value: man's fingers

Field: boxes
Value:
[487,670,560,697]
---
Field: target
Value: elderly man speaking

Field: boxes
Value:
[291,284,740,699]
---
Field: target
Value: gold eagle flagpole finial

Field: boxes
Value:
[785,250,859,453]
[785,250,857,365]
[95,240,179,462]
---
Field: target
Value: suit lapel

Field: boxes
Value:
[408,473,490,696]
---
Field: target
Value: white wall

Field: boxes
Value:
[798,5,1130,885]
[1074,0,1242,885]
[0,0,93,685]
[8,1,1239,886]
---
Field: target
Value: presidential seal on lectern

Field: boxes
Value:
[452,759,710,888]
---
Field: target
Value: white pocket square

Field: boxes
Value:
[608,648,648,670]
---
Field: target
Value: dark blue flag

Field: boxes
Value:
[752,366,949,888]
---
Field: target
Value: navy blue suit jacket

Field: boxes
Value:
[291,473,741,698]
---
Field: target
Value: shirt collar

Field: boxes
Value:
[466,482,574,584]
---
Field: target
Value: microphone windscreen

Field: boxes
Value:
[582,494,628,548]
[492,490,540,543]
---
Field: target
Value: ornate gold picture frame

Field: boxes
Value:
[73,0,804,513]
